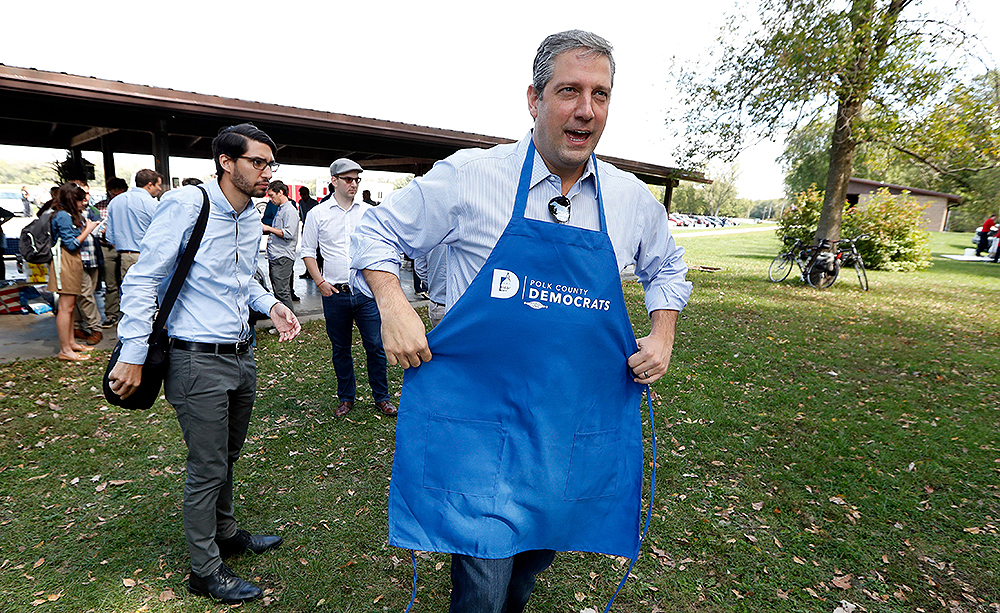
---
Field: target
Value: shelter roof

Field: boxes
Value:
[0,64,709,186]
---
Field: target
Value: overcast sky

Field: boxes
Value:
[2,0,998,199]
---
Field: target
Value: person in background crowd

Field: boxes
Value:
[21,186,33,216]
[37,186,59,217]
[94,177,128,328]
[261,180,299,311]
[298,186,321,280]
[68,179,103,346]
[48,182,100,362]
[976,213,996,258]
[302,158,396,418]
[106,169,164,283]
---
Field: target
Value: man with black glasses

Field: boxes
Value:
[109,123,300,604]
[301,159,395,418]
[351,30,691,612]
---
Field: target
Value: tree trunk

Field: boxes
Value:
[815,97,862,245]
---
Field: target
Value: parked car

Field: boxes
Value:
[0,190,26,217]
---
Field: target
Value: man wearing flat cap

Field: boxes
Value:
[301,158,396,417]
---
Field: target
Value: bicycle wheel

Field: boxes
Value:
[853,259,869,291]
[768,254,794,282]
[807,258,840,289]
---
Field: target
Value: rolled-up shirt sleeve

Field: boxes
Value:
[51,211,82,252]
[350,159,461,297]
[633,192,692,314]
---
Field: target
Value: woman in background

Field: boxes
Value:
[49,183,100,361]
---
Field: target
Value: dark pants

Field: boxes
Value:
[977,232,991,256]
[165,347,256,576]
[449,550,557,613]
[321,291,390,403]
[268,257,294,311]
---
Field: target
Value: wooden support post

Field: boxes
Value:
[662,178,679,214]
[101,137,116,184]
[152,120,172,188]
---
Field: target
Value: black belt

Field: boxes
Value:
[118,250,139,254]
[171,338,252,355]
[332,283,351,294]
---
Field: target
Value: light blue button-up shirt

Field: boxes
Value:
[117,180,278,364]
[350,133,692,315]
[106,187,160,252]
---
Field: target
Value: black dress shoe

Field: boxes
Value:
[188,564,262,604]
[216,528,283,557]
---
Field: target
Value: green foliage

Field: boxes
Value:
[778,186,931,271]
[843,188,931,271]
[0,160,53,185]
[776,185,824,244]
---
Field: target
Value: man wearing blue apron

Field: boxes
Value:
[351,30,692,612]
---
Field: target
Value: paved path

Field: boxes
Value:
[0,257,428,364]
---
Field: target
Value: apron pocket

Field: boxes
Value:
[422,415,506,498]
[564,429,621,500]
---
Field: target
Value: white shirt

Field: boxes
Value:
[300,197,370,284]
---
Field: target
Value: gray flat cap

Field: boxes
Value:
[330,158,363,176]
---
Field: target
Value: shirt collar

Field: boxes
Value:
[523,130,597,192]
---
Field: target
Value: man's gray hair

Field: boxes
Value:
[532,30,615,98]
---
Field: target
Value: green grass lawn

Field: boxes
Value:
[1,230,998,612]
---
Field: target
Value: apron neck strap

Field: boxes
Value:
[513,138,608,233]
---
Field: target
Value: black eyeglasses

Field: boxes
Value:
[238,156,280,172]
[338,176,362,185]
[548,195,571,223]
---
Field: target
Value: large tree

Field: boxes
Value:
[675,0,964,245]
[781,71,1000,230]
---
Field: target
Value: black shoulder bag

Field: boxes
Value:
[103,187,211,410]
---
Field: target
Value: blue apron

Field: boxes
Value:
[388,141,645,559]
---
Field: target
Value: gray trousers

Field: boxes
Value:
[100,243,120,319]
[164,347,256,576]
[268,256,294,312]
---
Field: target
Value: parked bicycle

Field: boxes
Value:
[768,237,839,288]
[835,235,869,291]
[768,235,869,290]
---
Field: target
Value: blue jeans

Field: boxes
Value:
[321,291,390,403]
[449,550,556,613]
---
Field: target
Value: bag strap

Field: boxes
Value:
[148,186,211,341]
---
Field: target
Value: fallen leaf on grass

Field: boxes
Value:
[32,558,44,569]
[776,588,790,600]
[793,556,806,565]
[829,496,846,505]
[804,587,825,600]
[833,601,858,613]
[158,588,175,602]
[575,592,586,602]
[832,575,853,589]
[122,578,135,587]
[752,502,765,511]
[964,527,981,534]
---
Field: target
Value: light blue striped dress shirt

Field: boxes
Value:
[106,187,160,251]
[350,133,692,315]
[117,180,278,364]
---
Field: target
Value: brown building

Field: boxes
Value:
[847,177,962,232]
